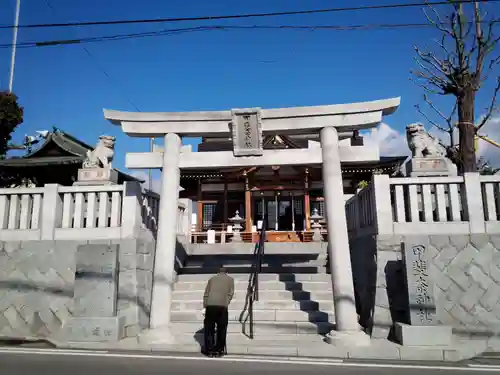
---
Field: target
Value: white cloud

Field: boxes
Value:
[362,119,500,167]
[129,171,186,193]
[476,117,500,166]
[362,122,410,157]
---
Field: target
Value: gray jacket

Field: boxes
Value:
[203,273,235,308]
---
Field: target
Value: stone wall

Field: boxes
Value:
[0,230,156,343]
[175,235,190,275]
[117,230,156,338]
[351,234,500,341]
[349,235,378,330]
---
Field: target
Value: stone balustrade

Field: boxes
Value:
[346,173,500,237]
[0,182,190,241]
[347,173,500,343]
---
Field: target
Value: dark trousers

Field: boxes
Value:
[204,306,228,353]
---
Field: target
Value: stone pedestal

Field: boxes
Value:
[395,323,452,346]
[74,167,118,185]
[138,327,175,345]
[325,329,371,346]
[406,157,456,177]
[63,316,125,342]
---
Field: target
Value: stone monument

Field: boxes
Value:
[61,244,125,342]
[74,135,118,185]
[405,123,457,177]
[394,237,452,346]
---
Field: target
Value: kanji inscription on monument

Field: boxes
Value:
[231,108,263,157]
[403,237,436,325]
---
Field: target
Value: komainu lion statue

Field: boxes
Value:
[83,135,116,169]
[406,123,445,158]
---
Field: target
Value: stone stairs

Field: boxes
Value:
[170,249,336,353]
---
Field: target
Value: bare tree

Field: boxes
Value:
[412,0,500,173]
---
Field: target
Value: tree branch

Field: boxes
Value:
[474,1,486,85]
[434,33,455,62]
[409,77,443,95]
[413,51,452,88]
[415,95,457,146]
[422,1,454,38]
[415,47,454,78]
[476,76,500,131]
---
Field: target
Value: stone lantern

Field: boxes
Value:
[310,208,323,242]
[229,210,245,243]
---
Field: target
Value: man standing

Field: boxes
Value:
[203,266,234,357]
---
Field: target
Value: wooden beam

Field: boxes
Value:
[304,168,311,231]
[197,179,203,231]
[250,185,303,191]
[223,180,228,224]
[224,166,260,178]
[244,175,252,233]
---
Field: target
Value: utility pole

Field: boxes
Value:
[8,0,21,92]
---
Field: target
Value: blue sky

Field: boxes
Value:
[1,0,500,182]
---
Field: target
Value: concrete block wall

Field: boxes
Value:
[0,232,156,342]
[351,234,500,342]
[0,240,77,339]
[116,230,156,337]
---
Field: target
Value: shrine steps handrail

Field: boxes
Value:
[240,218,266,339]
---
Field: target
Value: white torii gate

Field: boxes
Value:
[104,97,400,345]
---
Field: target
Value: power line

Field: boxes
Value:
[0,0,498,30]
[43,0,141,111]
[43,0,154,187]
[1,19,499,50]
[0,26,216,48]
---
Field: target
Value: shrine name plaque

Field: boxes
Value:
[231,108,264,157]
[403,237,437,326]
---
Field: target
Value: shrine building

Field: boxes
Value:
[0,127,142,187]
[179,135,406,242]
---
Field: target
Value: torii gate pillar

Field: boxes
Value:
[147,132,181,343]
[321,126,370,346]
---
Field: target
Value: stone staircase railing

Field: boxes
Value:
[346,172,500,237]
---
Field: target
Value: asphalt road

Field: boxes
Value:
[0,349,500,375]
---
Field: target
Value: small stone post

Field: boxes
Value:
[121,182,143,239]
[40,184,62,240]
